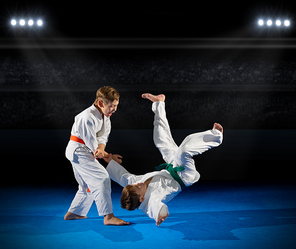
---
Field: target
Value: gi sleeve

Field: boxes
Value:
[77,115,99,154]
[146,195,168,222]
[106,160,140,187]
[176,128,223,161]
[97,117,111,146]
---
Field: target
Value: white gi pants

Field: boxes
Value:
[65,144,113,216]
[152,101,223,187]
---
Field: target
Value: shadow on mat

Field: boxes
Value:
[159,208,296,241]
[1,208,295,242]
[0,215,145,242]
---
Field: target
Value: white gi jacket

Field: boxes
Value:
[67,105,111,155]
[107,160,181,222]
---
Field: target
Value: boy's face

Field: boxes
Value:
[132,182,147,202]
[99,99,119,117]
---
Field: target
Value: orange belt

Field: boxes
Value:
[70,135,85,145]
[70,135,91,193]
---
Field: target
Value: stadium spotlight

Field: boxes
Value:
[37,20,43,26]
[28,19,34,26]
[256,18,291,29]
[19,19,26,26]
[258,19,264,26]
[275,20,281,26]
[11,19,17,26]
[10,18,44,28]
[284,20,290,27]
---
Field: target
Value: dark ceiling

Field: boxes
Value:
[0,1,295,38]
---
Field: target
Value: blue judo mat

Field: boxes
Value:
[1,181,295,249]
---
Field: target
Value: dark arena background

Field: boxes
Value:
[0,1,295,249]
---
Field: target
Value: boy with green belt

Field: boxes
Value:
[105,93,223,226]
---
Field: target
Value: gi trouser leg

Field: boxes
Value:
[152,101,178,164]
[152,101,223,187]
[67,147,113,216]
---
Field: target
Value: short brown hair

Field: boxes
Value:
[120,185,141,211]
[94,86,120,105]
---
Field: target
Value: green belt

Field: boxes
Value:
[155,163,186,189]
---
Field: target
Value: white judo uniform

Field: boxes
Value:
[106,101,223,222]
[65,105,113,216]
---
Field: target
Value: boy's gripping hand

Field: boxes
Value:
[95,144,110,159]
[94,148,106,158]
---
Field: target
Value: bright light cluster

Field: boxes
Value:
[10,19,43,27]
[258,19,291,27]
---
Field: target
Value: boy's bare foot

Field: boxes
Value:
[213,123,223,134]
[104,213,130,226]
[142,93,165,102]
[64,212,87,220]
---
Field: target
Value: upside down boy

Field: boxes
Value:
[104,93,223,226]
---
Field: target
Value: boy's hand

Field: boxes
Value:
[112,154,123,164]
[103,153,123,164]
[94,148,105,158]
[156,213,169,226]
[103,153,112,163]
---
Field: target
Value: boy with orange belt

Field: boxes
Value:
[64,86,129,226]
